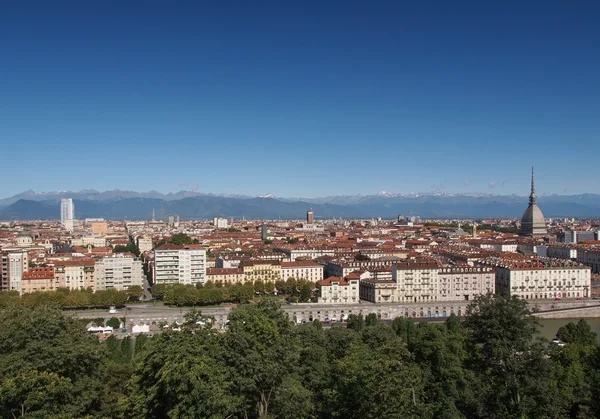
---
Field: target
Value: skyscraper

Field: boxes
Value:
[307,208,314,224]
[60,198,74,225]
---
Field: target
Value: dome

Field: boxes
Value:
[519,167,547,237]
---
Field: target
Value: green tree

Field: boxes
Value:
[557,319,598,346]
[364,312,378,327]
[126,285,144,302]
[170,233,193,245]
[106,317,121,329]
[150,283,167,300]
[346,314,365,333]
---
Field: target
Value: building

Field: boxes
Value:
[519,168,547,237]
[95,253,143,291]
[359,277,398,303]
[577,248,600,274]
[53,259,96,290]
[557,231,597,243]
[241,260,281,283]
[437,266,495,301]
[21,267,55,294]
[137,236,153,253]
[280,261,324,282]
[61,198,75,226]
[261,224,268,241]
[317,275,359,304]
[206,268,245,285]
[90,221,108,235]
[493,259,591,299]
[393,260,440,303]
[153,244,206,285]
[168,215,180,227]
[307,208,314,224]
[213,218,229,229]
[1,251,29,292]
[70,235,107,248]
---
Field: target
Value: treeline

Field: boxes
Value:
[151,278,315,306]
[1,296,600,418]
[0,286,143,309]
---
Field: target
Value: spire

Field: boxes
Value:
[529,166,537,205]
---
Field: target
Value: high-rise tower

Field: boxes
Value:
[307,208,314,224]
[60,198,74,225]
[519,167,547,236]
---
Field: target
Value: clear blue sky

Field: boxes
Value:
[1,1,599,198]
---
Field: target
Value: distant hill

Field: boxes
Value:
[1,191,600,220]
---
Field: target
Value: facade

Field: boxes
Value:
[1,251,29,292]
[242,260,281,283]
[577,248,600,274]
[206,268,245,284]
[317,276,359,304]
[53,259,96,290]
[280,247,335,262]
[167,215,180,227]
[393,261,441,303]
[153,244,206,285]
[213,218,229,229]
[307,208,314,224]
[519,168,547,237]
[90,221,108,235]
[137,236,153,253]
[359,278,398,303]
[21,267,55,294]
[280,261,324,282]
[437,266,495,301]
[61,198,75,228]
[95,253,143,291]
[71,235,107,247]
[494,259,591,299]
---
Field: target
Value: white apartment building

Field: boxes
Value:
[280,261,324,282]
[393,261,440,303]
[137,236,153,253]
[1,251,29,292]
[438,266,495,302]
[71,235,107,248]
[493,259,591,299]
[61,198,74,226]
[317,276,360,304]
[95,253,143,291]
[280,247,335,262]
[213,217,229,229]
[153,244,206,285]
[547,245,578,261]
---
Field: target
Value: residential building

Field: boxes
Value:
[153,244,206,285]
[317,275,359,304]
[493,259,591,299]
[213,217,229,229]
[242,260,281,283]
[90,221,108,235]
[359,278,398,303]
[53,259,96,290]
[577,248,600,274]
[206,268,245,285]
[1,251,29,292]
[137,236,153,253]
[21,267,55,294]
[95,253,143,291]
[393,260,441,303]
[280,261,324,282]
[438,266,495,301]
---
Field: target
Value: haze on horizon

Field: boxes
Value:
[1,2,599,198]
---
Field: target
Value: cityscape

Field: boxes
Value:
[2,1,600,418]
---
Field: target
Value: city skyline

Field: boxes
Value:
[2,2,599,197]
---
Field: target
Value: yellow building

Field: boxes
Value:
[21,267,56,294]
[206,268,245,285]
[242,260,281,283]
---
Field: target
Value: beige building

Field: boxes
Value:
[393,261,441,303]
[137,236,153,253]
[280,261,323,282]
[242,260,281,283]
[95,253,143,291]
[1,251,29,292]
[493,259,591,299]
[71,235,107,248]
[359,278,398,303]
[206,268,245,285]
[53,259,96,290]
[90,221,108,235]
[21,267,56,294]
[438,266,495,301]
[317,275,360,304]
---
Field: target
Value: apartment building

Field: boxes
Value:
[280,261,324,282]
[153,244,206,285]
[53,259,96,290]
[241,260,281,283]
[438,266,495,301]
[1,251,29,292]
[393,260,441,303]
[95,253,143,291]
[577,248,600,274]
[206,268,245,285]
[493,259,591,299]
[136,236,153,253]
[21,267,55,294]
[317,275,360,304]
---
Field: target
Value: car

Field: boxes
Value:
[109,307,118,314]
[577,297,583,300]
[554,298,561,301]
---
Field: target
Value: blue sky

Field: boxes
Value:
[1,1,599,198]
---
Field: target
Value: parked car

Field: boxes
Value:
[109,306,118,314]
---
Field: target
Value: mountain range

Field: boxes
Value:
[1,190,600,220]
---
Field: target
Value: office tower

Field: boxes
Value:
[61,198,74,225]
